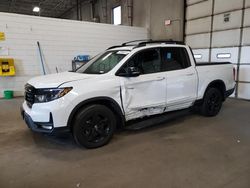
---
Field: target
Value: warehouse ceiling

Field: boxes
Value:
[0,0,82,18]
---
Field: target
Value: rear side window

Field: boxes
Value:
[161,47,191,71]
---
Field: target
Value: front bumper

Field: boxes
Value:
[21,107,69,134]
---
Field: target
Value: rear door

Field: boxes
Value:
[161,47,198,110]
[118,48,167,120]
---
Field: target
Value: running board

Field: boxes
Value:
[125,109,191,131]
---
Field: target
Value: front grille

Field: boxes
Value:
[25,84,36,108]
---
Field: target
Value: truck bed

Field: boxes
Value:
[195,62,235,100]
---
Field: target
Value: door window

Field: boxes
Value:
[118,48,162,75]
[161,47,191,71]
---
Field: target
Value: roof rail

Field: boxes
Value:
[134,40,185,48]
[107,45,124,50]
[107,39,152,50]
[107,39,185,50]
[121,39,152,46]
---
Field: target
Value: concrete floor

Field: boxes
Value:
[0,98,250,188]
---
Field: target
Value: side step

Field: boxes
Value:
[125,109,191,131]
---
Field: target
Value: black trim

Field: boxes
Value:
[107,45,134,50]
[196,62,232,66]
[225,87,235,98]
[67,97,125,128]
[119,86,125,114]
[122,39,150,46]
[21,107,69,134]
[108,40,185,50]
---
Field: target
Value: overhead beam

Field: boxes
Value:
[58,0,90,18]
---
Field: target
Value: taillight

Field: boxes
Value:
[233,67,236,81]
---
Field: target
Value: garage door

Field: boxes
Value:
[185,0,250,100]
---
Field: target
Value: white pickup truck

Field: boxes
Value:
[21,40,235,148]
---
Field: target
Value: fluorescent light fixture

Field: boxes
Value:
[33,6,40,12]
[217,53,231,59]
[194,54,202,59]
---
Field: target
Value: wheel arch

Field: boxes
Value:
[67,97,125,131]
[204,80,226,101]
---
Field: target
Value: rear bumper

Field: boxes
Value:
[21,107,69,134]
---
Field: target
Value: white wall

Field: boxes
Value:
[0,12,148,98]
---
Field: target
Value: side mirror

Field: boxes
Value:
[120,67,140,77]
[127,67,141,77]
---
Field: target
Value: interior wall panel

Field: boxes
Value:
[186,0,205,6]
[214,0,244,14]
[192,49,210,62]
[245,0,250,8]
[185,33,210,49]
[244,8,250,26]
[242,28,250,45]
[239,66,250,82]
[186,17,212,35]
[213,10,242,31]
[186,0,213,20]
[212,29,241,47]
[238,83,250,99]
[240,47,250,64]
[211,47,239,64]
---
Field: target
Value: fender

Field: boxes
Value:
[194,80,227,106]
[203,80,226,100]
[67,97,125,129]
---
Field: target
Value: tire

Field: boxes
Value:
[200,87,223,117]
[73,104,116,149]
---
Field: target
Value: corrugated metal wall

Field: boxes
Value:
[185,0,250,100]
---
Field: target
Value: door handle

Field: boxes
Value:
[186,73,194,76]
[155,77,165,81]
[127,87,134,89]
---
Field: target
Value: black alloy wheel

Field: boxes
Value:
[201,88,223,117]
[73,105,116,148]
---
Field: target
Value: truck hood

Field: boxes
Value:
[28,72,97,88]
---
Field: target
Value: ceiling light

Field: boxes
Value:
[33,6,40,12]
[194,54,202,59]
[217,53,231,59]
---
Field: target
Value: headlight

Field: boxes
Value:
[34,87,72,103]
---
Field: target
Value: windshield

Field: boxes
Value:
[77,50,130,74]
